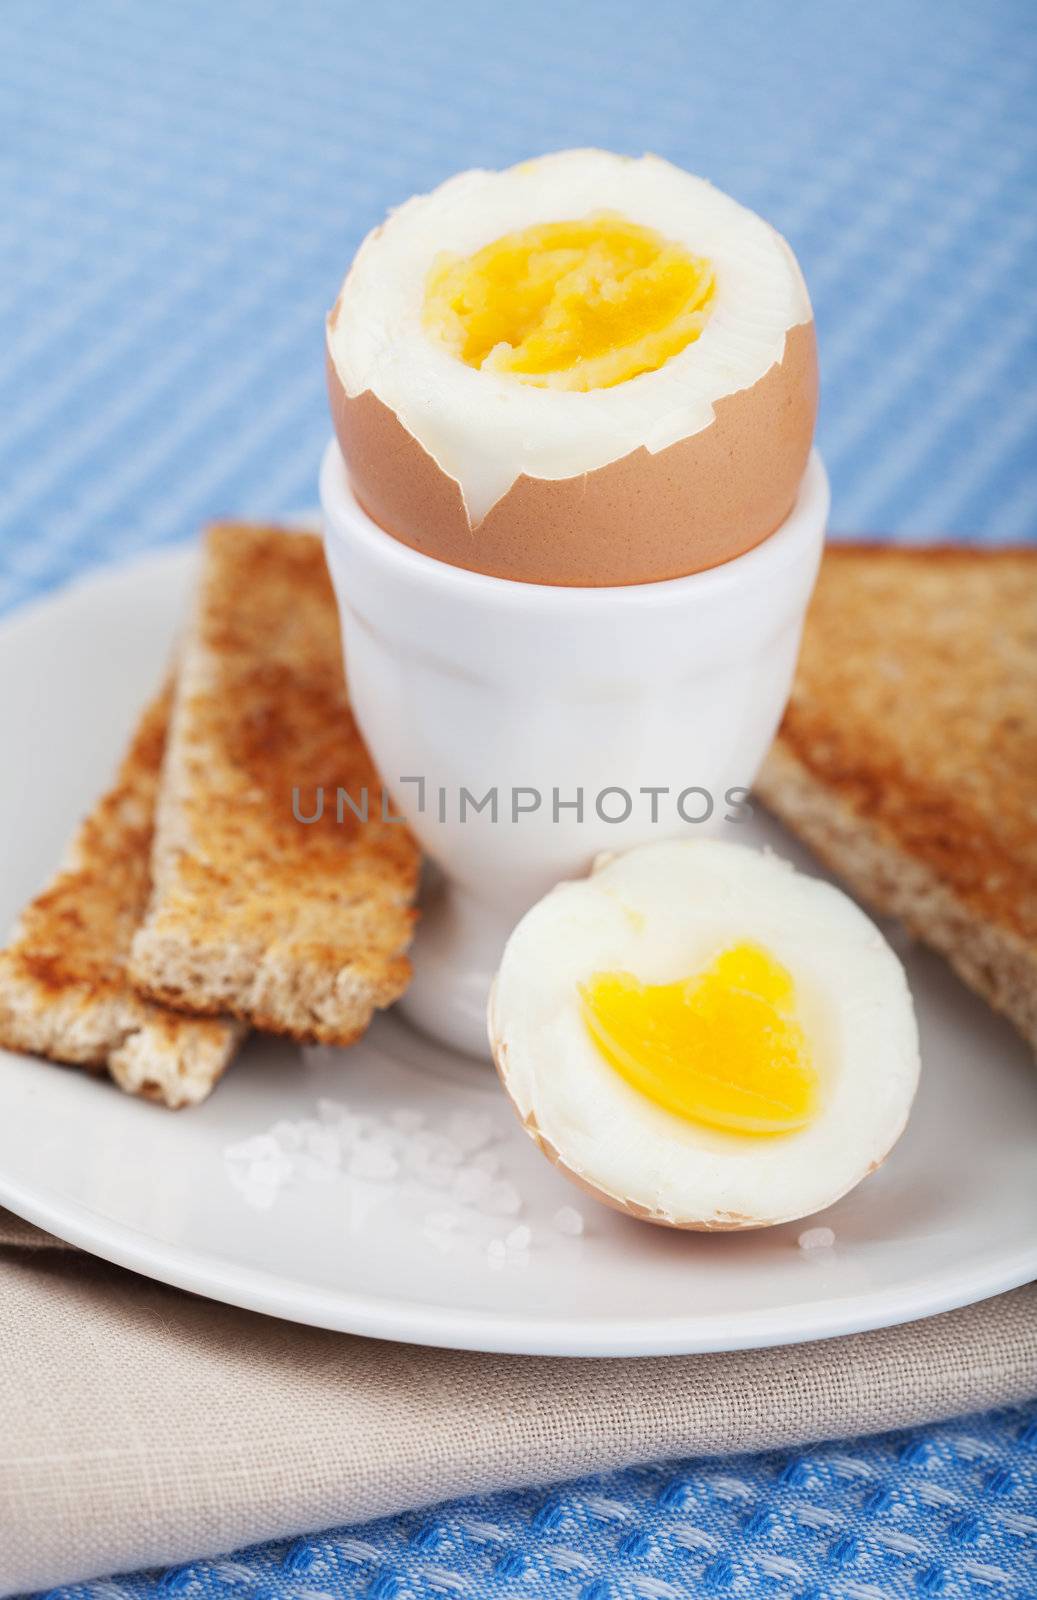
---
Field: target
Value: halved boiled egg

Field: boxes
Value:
[327,149,817,586]
[488,841,919,1229]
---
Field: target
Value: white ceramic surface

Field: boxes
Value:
[321,442,830,1056]
[0,545,1035,1357]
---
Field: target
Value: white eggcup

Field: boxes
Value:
[321,440,829,1059]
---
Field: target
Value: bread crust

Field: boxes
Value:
[129,525,420,1043]
[756,544,1037,1051]
[0,689,243,1106]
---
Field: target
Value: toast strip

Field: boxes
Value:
[756,544,1037,1051]
[130,525,420,1044]
[0,689,244,1106]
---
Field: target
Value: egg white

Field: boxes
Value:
[489,840,920,1229]
[330,149,812,524]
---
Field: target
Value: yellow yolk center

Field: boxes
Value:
[423,213,715,391]
[579,942,817,1137]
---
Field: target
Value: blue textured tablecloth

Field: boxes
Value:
[3,1,1035,1594]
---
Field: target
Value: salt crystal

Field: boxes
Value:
[422,1209,460,1253]
[303,1126,341,1169]
[445,1110,496,1154]
[405,1132,436,1164]
[225,1137,294,1209]
[406,1132,462,1170]
[505,1225,532,1252]
[452,1167,492,1206]
[316,1098,352,1124]
[486,1181,522,1217]
[410,1157,454,1189]
[425,1211,460,1232]
[390,1108,425,1134]
[552,1205,585,1237]
[225,1134,280,1163]
[225,1098,519,1218]
[230,1178,279,1212]
[249,1155,292,1188]
[314,1105,366,1150]
[798,1226,836,1251]
[336,1118,368,1151]
[296,1154,336,1183]
[349,1144,399,1182]
[269,1120,306,1151]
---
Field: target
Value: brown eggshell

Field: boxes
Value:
[488,994,895,1233]
[488,1000,761,1231]
[326,319,817,587]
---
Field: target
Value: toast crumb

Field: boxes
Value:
[756,544,1037,1051]
[129,525,420,1043]
[0,689,244,1106]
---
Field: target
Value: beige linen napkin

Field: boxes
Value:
[1,1210,1035,1596]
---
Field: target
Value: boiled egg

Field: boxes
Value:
[488,840,919,1229]
[327,149,817,586]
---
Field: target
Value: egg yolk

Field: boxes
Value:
[423,213,715,391]
[579,943,817,1137]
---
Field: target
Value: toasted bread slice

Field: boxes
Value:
[756,544,1037,1050]
[130,525,420,1043]
[0,689,244,1106]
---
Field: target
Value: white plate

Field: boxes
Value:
[0,545,1035,1357]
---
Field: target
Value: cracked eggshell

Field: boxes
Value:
[487,841,921,1231]
[327,328,817,587]
[326,150,818,587]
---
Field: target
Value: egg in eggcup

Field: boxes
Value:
[327,149,817,586]
[320,150,827,1057]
